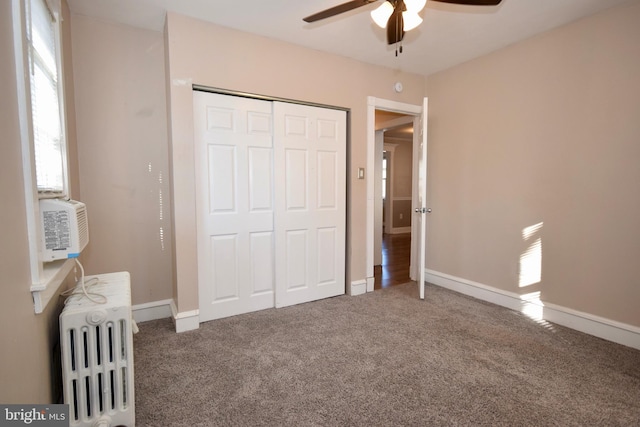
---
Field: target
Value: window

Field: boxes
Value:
[13,0,72,313]
[26,0,68,196]
[382,155,387,200]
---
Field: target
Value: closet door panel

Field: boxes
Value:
[274,102,346,308]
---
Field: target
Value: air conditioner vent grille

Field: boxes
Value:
[39,198,89,261]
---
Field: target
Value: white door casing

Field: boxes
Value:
[274,101,347,308]
[194,92,276,322]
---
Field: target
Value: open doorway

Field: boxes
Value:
[373,110,414,289]
[364,97,423,296]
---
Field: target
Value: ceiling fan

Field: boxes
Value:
[304,0,502,48]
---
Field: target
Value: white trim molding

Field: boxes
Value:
[388,226,411,235]
[170,300,200,333]
[350,279,368,296]
[366,277,375,293]
[425,269,640,351]
[32,259,75,314]
[132,299,173,323]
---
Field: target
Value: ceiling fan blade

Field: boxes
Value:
[429,0,502,5]
[303,0,379,23]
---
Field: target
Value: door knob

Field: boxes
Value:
[415,208,432,214]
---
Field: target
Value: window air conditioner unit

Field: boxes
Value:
[40,198,89,262]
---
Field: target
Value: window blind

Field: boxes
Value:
[27,0,65,194]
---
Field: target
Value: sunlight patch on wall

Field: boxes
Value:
[159,226,165,251]
[149,162,167,251]
[158,171,164,221]
[519,222,543,288]
[158,170,165,251]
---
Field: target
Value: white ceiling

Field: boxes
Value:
[66,0,631,76]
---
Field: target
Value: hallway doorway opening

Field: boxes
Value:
[373,109,414,290]
[374,232,412,289]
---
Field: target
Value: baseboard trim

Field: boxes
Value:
[350,280,367,296]
[170,300,200,333]
[425,269,640,351]
[366,277,375,293]
[388,227,411,235]
[132,299,173,323]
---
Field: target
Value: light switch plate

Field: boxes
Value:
[358,168,365,179]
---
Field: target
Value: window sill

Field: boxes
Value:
[31,258,75,314]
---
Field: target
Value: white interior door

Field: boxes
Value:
[194,92,276,321]
[274,102,346,308]
[418,97,429,299]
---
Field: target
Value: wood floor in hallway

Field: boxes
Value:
[374,233,413,290]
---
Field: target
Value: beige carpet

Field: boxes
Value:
[134,283,640,426]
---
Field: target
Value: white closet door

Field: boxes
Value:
[273,102,347,308]
[194,92,275,322]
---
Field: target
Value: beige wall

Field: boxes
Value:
[0,0,80,403]
[392,200,412,229]
[165,13,426,312]
[383,137,413,230]
[71,16,173,305]
[391,140,413,199]
[389,139,413,229]
[425,1,640,326]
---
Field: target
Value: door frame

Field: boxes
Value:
[366,97,423,292]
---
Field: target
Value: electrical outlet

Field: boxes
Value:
[399,213,403,219]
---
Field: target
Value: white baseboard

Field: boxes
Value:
[425,269,640,351]
[170,300,200,333]
[366,277,375,293]
[132,298,201,333]
[388,227,411,235]
[350,280,367,296]
[132,299,173,323]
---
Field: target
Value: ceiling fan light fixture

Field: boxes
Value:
[402,11,423,31]
[404,0,427,13]
[305,0,503,55]
[371,1,394,28]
